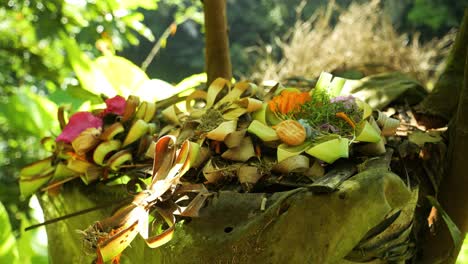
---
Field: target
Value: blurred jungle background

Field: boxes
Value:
[0,0,467,262]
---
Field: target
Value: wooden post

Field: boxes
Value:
[203,0,232,85]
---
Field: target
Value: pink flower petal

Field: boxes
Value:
[56,112,103,143]
[103,95,126,116]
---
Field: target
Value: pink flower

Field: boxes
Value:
[102,95,126,116]
[56,112,103,143]
[56,96,126,143]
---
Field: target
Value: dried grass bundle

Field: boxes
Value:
[250,0,454,85]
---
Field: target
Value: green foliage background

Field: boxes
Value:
[0,0,467,262]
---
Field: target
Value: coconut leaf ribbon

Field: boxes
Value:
[83,135,204,263]
[162,78,262,142]
[248,72,399,164]
[18,95,162,197]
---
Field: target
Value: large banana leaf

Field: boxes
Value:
[40,158,414,263]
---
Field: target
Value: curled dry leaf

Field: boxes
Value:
[136,135,153,159]
[100,122,124,141]
[93,140,122,166]
[67,159,95,174]
[107,150,132,171]
[272,155,310,174]
[224,129,247,148]
[303,159,325,180]
[191,147,211,168]
[82,136,198,263]
[202,159,225,183]
[221,136,256,162]
[206,120,237,141]
[235,98,263,113]
[238,165,262,184]
[83,166,104,184]
[121,95,140,122]
[71,127,101,156]
[375,110,400,136]
[162,105,184,125]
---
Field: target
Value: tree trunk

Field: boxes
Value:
[203,0,232,85]
[415,10,468,128]
[418,10,468,264]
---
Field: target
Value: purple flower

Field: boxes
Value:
[330,95,356,109]
[319,123,339,133]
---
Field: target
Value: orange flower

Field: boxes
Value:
[268,90,311,115]
[335,112,356,128]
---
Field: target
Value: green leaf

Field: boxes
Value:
[329,76,346,97]
[247,120,279,142]
[121,13,155,42]
[313,71,333,96]
[0,202,19,263]
[0,91,59,138]
[117,0,158,10]
[20,172,54,198]
[305,137,350,164]
[93,55,149,97]
[355,121,381,143]
[408,131,443,147]
[427,196,463,251]
[16,197,48,264]
[48,87,102,112]
[61,34,116,97]
[175,73,206,91]
[63,34,152,99]
[133,79,181,102]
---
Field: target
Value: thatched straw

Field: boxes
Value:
[250,0,454,86]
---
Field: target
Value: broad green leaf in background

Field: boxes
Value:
[93,55,149,97]
[48,86,102,112]
[0,202,19,264]
[134,79,177,102]
[117,0,159,11]
[132,73,207,103]
[121,13,155,42]
[61,34,116,98]
[0,91,59,138]
[63,35,152,99]
[63,37,204,102]
[134,73,208,102]
[175,73,207,91]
